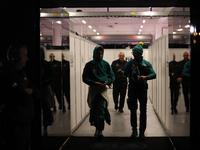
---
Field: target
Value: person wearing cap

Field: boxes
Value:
[124,42,156,140]
[82,46,115,138]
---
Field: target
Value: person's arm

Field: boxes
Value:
[106,63,115,85]
[82,63,96,86]
[146,62,156,80]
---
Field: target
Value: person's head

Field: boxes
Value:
[7,44,28,70]
[132,44,143,61]
[93,46,104,61]
[173,53,176,61]
[118,52,125,62]
[183,52,189,61]
[49,53,55,62]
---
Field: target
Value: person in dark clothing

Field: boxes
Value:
[179,52,190,112]
[62,53,70,111]
[111,52,127,113]
[49,53,62,111]
[124,42,156,140]
[82,46,115,138]
[0,44,39,150]
[40,47,54,136]
[169,53,182,114]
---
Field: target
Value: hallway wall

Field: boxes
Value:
[148,34,190,135]
[70,33,97,131]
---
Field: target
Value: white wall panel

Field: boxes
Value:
[69,35,76,130]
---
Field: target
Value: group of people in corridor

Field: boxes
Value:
[82,42,156,140]
[82,42,190,140]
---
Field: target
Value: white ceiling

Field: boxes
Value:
[40,7,190,38]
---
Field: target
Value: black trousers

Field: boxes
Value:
[170,82,180,110]
[113,81,127,110]
[128,87,147,133]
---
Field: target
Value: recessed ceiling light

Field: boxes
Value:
[185,25,190,28]
[93,29,96,32]
[141,25,143,28]
[88,25,92,28]
[173,32,176,34]
[143,20,146,23]
[97,33,100,35]
[82,20,86,24]
[56,21,62,24]
[177,28,183,31]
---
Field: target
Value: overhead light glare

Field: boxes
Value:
[141,25,143,28]
[173,32,176,34]
[185,25,190,28]
[82,20,86,24]
[93,29,96,32]
[138,32,141,35]
[139,29,142,32]
[143,20,146,23]
[97,33,99,35]
[177,28,183,31]
[88,25,92,29]
[56,21,62,24]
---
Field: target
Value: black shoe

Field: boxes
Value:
[174,108,178,114]
[119,109,124,113]
[115,105,119,110]
[131,130,138,138]
[139,132,146,140]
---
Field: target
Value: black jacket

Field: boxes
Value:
[0,60,39,124]
[169,60,182,84]
[111,59,127,83]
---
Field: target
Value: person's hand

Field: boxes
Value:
[138,76,148,80]
[176,77,182,83]
[25,88,33,95]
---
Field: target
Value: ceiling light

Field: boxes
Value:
[97,33,99,35]
[88,25,92,29]
[173,32,176,34]
[93,29,96,32]
[56,21,62,24]
[177,28,183,31]
[143,20,146,23]
[141,25,143,28]
[139,29,142,32]
[138,32,141,35]
[82,20,86,24]
[185,25,190,28]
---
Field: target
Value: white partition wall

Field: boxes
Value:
[70,32,97,131]
[148,34,190,133]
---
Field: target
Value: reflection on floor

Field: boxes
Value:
[42,96,71,136]
[72,89,168,137]
[168,89,190,136]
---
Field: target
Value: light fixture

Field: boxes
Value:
[173,32,176,34]
[143,20,146,23]
[139,29,142,32]
[82,20,86,24]
[141,25,143,28]
[138,32,141,35]
[177,28,183,31]
[97,33,99,35]
[93,29,96,32]
[88,25,92,29]
[185,25,190,28]
[56,21,62,24]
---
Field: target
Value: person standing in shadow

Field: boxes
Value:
[0,44,39,150]
[169,53,182,114]
[179,52,190,112]
[62,53,70,111]
[40,47,54,136]
[49,53,62,111]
